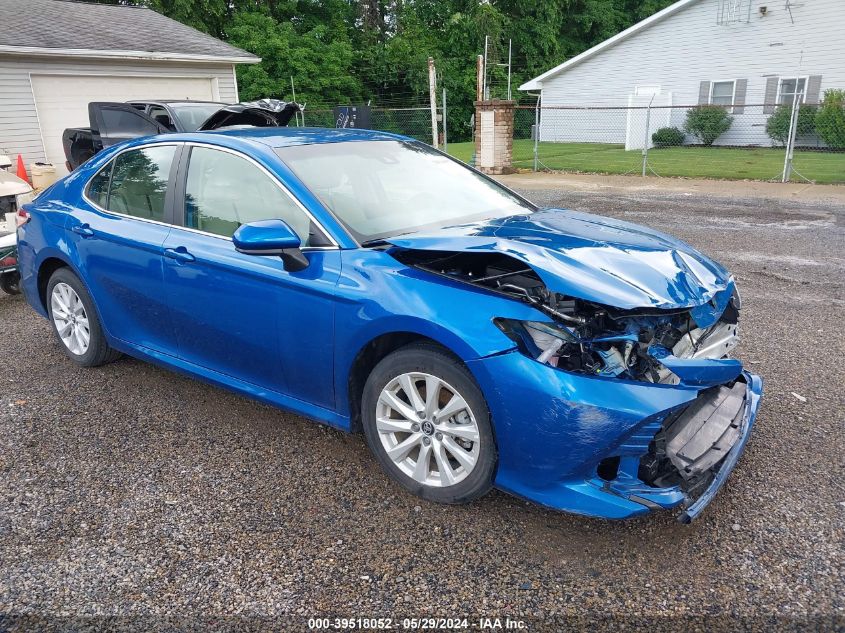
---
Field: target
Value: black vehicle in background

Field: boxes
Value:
[62,99,301,171]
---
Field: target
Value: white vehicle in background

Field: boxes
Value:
[0,153,34,295]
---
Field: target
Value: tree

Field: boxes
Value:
[227,11,363,106]
[815,89,845,149]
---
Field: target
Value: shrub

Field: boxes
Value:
[683,105,733,146]
[815,89,845,149]
[765,104,818,145]
[651,126,685,148]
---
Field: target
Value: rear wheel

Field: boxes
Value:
[362,344,496,504]
[46,268,121,367]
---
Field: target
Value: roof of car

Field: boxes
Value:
[0,0,259,63]
[203,127,410,148]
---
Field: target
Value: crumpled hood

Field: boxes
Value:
[386,208,732,310]
[198,99,301,130]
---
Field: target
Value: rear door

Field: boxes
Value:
[65,143,181,352]
[88,102,169,149]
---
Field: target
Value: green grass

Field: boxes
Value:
[447,139,845,184]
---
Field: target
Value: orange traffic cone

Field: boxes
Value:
[16,154,30,185]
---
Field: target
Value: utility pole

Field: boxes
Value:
[290,76,301,127]
[483,35,489,100]
[476,55,484,102]
[442,87,448,153]
[428,57,439,149]
[507,39,512,101]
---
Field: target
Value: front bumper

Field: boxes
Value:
[467,350,762,521]
[676,371,762,522]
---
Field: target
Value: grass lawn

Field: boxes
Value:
[447,139,845,184]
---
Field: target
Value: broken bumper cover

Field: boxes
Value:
[676,372,762,522]
[466,350,762,521]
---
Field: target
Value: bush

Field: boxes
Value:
[651,126,685,148]
[765,104,818,145]
[815,89,845,149]
[683,105,733,146]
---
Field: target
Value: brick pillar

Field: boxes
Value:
[474,99,516,175]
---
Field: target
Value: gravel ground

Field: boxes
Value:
[1,187,843,631]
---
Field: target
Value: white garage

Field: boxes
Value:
[31,74,218,170]
[0,0,259,178]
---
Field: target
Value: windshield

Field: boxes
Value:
[275,140,535,242]
[168,103,225,131]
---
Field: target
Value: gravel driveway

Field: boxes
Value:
[1,186,843,631]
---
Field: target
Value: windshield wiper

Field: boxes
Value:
[361,238,389,248]
[361,230,418,248]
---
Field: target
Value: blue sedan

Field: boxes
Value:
[16,128,762,521]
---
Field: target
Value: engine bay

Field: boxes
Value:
[394,249,740,383]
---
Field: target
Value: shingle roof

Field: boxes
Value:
[0,0,260,63]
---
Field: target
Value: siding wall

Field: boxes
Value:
[537,0,845,146]
[0,55,239,167]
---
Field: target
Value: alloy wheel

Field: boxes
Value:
[51,282,91,356]
[376,372,481,487]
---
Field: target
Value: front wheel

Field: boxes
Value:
[362,344,496,504]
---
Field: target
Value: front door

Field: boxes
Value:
[65,143,180,352]
[161,144,340,407]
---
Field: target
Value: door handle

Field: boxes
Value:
[71,224,94,238]
[164,247,196,264]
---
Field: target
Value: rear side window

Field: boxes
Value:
[105,146,176,221]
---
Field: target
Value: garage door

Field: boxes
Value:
[31,74,216,173]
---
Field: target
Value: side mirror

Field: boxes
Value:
[232,219,309,272]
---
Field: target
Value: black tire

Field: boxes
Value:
[0,271,21,295]
[46,267,121,367]
[361,343,496,504]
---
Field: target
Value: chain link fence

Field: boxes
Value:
[301,107,445,146]
[514,102,845,184]
[293,99,843,184]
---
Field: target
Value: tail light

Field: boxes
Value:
[16,207,30,227]
[0,256,16,267]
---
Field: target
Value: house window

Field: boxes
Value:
[710,81,735,107]
[778,77,807,105]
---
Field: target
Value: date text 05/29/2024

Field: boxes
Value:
[308,617,528,630]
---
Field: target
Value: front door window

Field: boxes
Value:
[183,146,317,244]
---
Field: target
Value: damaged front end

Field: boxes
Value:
[393,244,762,521]
[394,247,741,386]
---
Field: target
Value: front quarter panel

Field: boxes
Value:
[332,248,546,417]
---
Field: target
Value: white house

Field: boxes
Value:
[519,0,845,148]
[0,0,259,176]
